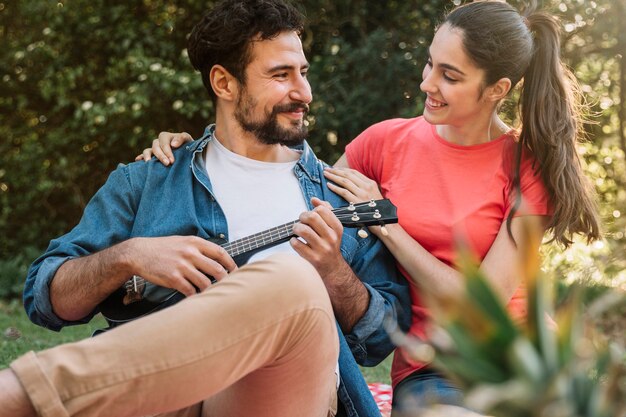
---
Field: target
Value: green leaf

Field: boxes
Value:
[465,269,519,344]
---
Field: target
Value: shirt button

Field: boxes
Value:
[219,233,225,239]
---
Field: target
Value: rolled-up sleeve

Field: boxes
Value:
[23,164,139,330]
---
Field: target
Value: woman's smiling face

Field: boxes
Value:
[420,24,491,129]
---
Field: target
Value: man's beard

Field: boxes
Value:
[234,89,309,146]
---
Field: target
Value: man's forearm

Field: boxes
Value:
[323,261,370,332]
[50,240,136,322]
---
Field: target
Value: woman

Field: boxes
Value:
[140,1,600,412]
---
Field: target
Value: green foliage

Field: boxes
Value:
[0,247,40,299]
[0,1,214,263]
[552,0,626,290]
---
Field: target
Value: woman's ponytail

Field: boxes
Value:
[518,11,600,245]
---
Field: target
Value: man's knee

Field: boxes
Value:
[229,254,338,355]
[265,253,326,288]
[244,254,333,315]
[258,254,339,358]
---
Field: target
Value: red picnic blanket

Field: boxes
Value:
[368,382,392,417]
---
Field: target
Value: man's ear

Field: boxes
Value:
[210,65,239,101]
[485,77,512,103]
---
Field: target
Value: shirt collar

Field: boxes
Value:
[189,124,322,184]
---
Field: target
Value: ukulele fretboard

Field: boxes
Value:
[222,221,297,257]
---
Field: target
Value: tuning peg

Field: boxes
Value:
[380,225,389,237]
[358,227,369,239]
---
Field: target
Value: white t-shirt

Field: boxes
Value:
[204,137,309,264]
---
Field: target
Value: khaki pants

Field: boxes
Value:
[11,254,339,417]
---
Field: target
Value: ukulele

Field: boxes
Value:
[98,199,398,326]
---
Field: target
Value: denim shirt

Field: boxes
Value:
[23,125,411,417]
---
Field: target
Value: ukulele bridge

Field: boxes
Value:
[123,275,145,305]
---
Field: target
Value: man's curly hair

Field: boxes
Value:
[188,0,305,101]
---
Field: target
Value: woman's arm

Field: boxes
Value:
[372,217,545,302]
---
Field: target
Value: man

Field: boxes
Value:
[0,1,410,416]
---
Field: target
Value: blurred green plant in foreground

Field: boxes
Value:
[388,219,626,417]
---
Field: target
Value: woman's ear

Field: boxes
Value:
[486,77,512,103]
[210,65,238,102]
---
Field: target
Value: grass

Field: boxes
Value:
[361,356,393,385]
[0,298,393,384]
[0,299,107,367]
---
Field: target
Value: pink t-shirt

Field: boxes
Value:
[346,117,551,387]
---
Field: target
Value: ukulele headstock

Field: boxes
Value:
[333,199,398,228]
